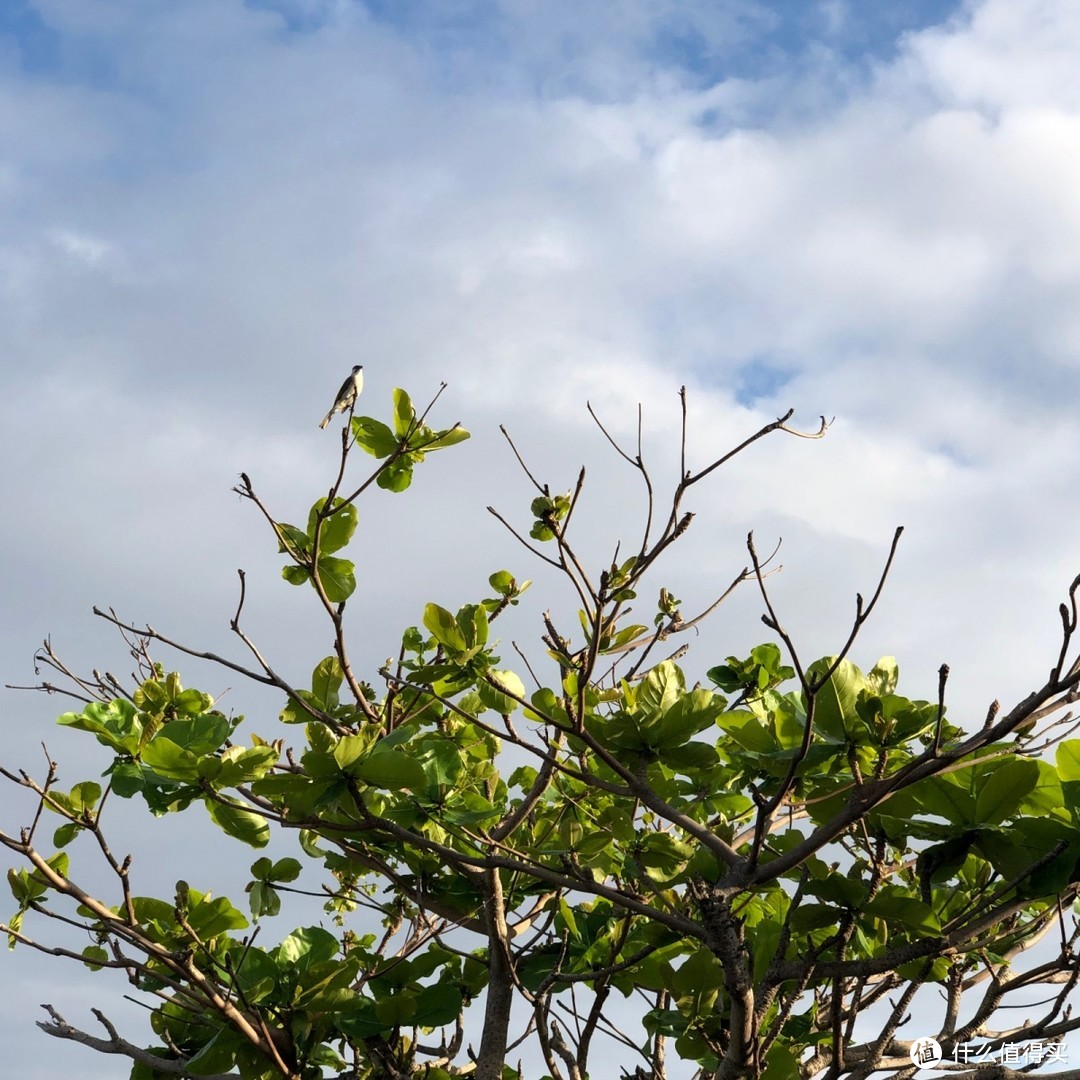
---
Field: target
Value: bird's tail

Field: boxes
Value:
[318,410,334,429]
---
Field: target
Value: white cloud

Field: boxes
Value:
[46,227,111,264]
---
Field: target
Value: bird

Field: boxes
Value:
[319,365,364,429]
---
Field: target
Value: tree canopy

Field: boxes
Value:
[4,385,1080,1080]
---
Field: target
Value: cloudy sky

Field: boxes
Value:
[4,0,1080,1074]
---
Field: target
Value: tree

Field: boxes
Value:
[4,383,1080,1080]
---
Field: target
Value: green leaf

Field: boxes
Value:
[717,710,778,754]
[63,781,102,815]
[412,983,464,1028]
[658,741,720,772]
[424,425,471,450]
[866,656,899,697]
[153,713,232,756]
[275,926,339,969]
[53,823,81,848]
[282,564,311,587]
[376,991,417,1026]
[377,456,414,492]
[806,658,865,740]
[81,945,109,971]
[864,890,940,934]
[478,671,526,713]
[186,894,249,939]
[333,729,380,772]
[57,699,143,755]
[392,388,415,437]
[489,570,514,593]
[310,657,344,712]
[636,661,685,720]
[762,1045,801,1080]
[212,745,279,788]
[316,556,356,603]
[558,897,580,939]
[654,687,725,748]
[355,750,427,790]
[275,522,311,556]
[352,417,400,458]
[250,857,272,879]
[1057,740,1080,781]
[423,603,468,654]
[309,498,358,555]
[141,738,200,781]
[671,947,725,996]
[270,858,302,882]
[205,800,270,848]
[293,956,363,1008]
[974,759,1040,825]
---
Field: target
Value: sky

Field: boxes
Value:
[4,0,1080,1075]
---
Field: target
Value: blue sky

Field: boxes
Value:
[3,0,1080,1075]
[0,1,966,95]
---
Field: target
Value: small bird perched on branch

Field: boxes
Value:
[318,365,364,429]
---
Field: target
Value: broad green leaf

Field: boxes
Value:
[275,522,310,556]
[205,800,270,848]
[866,657,899,697]
[181,1030,242,1075]
[717,711,778,754]
[282,564,311,587]
[293,955,363,1008]
[809,875,867,908]
[417,739,464,788]
[671,947,725,996]
[376,992,416,1025]
[377,457,414,492]
[57,699,143,755]
[141,738,200,781]
[659,741,720,772]
[974,759,1040,825]
[906,774,976,826]
[392,388,415,437]
[153,714,231,756]
[352,417,399,458]
[316,555,356,603]
[81,945,109,971]
[654,687,725,748]
[489,570,514,593]
[186,894,248,939]
[53,823,81,848]
[334,729,380,772]
[762,1045,801,1080]
[275,926,339,969]
[51,781,102,816]
[308,498,358,555]
[558,897,580,939]
[806,658,865,740]
[864,890,940,934]
[423,603,468,654]
[478,670,525,713]
[174,688,214,716]
[412,983,464,1028]
[355,750,427,790]
[1057,740,1080,781]
[636,661,685,719]
[212,745,279,788]
[270,858,302,882]
[310,657,344,711]
[424,425,471,449]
